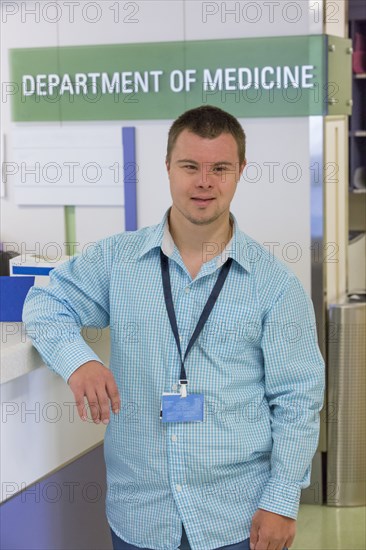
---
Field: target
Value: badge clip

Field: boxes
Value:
[179,379,188,398]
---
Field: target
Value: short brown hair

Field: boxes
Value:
[166,105,246,165]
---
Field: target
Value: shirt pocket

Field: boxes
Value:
[198,309,262,361]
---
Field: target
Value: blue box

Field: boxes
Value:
[0,276,35,322]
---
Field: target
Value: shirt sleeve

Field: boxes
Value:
[257,274,325,519]
[22,242,111,384]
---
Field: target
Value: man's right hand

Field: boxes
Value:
[68,361,121,425]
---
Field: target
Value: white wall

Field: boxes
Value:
[1,0,330,292]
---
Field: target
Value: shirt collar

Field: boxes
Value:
[137,209,171,260]
[217,212,252,273]
[137,208,252,273]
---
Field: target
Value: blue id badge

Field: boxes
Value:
[160,393,204,423]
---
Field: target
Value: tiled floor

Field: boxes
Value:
[292,505,366,549]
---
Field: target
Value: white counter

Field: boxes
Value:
[0,324,110,503]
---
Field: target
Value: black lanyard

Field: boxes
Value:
[160,249,233,385]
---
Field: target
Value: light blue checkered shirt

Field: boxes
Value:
[23,209,325,550]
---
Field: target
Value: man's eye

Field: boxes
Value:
[184,165,196,170]
[213,166,228,172]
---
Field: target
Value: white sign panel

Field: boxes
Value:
[9,126,124,205]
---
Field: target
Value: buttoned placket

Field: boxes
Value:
[164,254,193,500]
[163,250,226,507]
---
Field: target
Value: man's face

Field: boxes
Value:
[166,129,246,227]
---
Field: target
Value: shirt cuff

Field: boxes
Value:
[52,339,104,384]
[258,478,302,520]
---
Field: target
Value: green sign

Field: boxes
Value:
[8,35,351,121]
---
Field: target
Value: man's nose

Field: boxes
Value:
[198,163,215,186]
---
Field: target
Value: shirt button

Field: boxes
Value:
[185,287,190,293]
[172,384,178,391]
[176,484,182,492]
[171,434,177,442]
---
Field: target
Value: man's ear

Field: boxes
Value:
[238,159,247,179]
[165,159,170,173]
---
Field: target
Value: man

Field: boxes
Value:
[23,105,325,550]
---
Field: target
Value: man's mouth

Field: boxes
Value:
[191,197,215,205]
